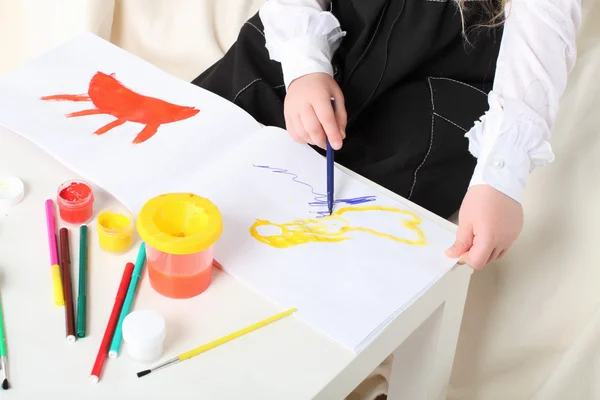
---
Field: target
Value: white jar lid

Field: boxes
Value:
[122,310,166,348]
[0,176,24,209]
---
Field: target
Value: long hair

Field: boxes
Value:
[456,0,508,36]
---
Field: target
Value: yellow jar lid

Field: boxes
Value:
[136,193,223,255]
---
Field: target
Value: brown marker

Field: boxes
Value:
[59,228,76,343]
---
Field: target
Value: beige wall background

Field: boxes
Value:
[1,1,599,398]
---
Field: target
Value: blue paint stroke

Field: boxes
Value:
[252,164,376,217]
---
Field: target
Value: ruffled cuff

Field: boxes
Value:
[278,32,344,89]
[261,6,345,89]
[466,91,555,204]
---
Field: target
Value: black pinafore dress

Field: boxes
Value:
[192,0,503,218]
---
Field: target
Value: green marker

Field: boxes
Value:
[109,242,146,358]
[0,288,9,389]
[76,225,88,338]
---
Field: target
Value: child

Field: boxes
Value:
[193,0,581,269]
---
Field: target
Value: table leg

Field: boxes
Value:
[387,266,471,400]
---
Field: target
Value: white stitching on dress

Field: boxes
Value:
[434,112,467,132]
[233,79,285,104]
[236,22,284,95]
[408,78,436,200]
[429,77,487,96]
[233,78,263,104]
[408,76,485,198]
[245,21,265,37]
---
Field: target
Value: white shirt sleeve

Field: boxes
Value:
[466,0,582,204]
[258,0,345,89]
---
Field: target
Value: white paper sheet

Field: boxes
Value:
[0,33,459,352]
[0,32,260,212]
[169,127,458,351]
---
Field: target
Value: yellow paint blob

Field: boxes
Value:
[97,211,134,253]
[249,205,426,248]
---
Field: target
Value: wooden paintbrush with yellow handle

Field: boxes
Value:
[136,308,297,378]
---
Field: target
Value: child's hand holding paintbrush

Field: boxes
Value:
[283,73,346,151]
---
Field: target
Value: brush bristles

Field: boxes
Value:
[2,378,9,390]
[136,369,151,378]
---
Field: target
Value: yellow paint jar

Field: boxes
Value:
[136,193,222,299]
[97,209,134,253]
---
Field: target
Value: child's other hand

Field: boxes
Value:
[446,185,524,270]
[284,72,347,150]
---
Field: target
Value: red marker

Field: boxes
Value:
[90,262,134,383]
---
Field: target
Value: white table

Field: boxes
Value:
[0,125,472,400]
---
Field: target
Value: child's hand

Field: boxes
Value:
[284,73,347,150]
[446,185,524,270]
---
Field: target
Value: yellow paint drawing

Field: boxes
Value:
[250,205,426,248]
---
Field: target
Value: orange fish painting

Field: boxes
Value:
[40,72,200,144]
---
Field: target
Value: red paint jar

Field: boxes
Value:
[56,180,94,224]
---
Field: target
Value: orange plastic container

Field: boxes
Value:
[136,193,223,299]
[145,245,214,298]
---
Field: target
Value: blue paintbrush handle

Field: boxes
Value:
[326,99,337,215]
[326,138,334,215]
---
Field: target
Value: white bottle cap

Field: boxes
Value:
[0,176,24,210]
[122,310,166,363]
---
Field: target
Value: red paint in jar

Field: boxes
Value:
[56,180,94,224]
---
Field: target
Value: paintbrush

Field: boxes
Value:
[326,139,334,216]
[327,98,336,216]
[0,286,9,389]
[136,308,297,378]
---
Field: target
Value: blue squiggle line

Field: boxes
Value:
[252,164,376,217]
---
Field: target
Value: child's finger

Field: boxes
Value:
[284,111,293,134]
[445,223,473,258]
[462,239,494,270]
[332,92,347,139]
[313,98,343,150]
[489,248,508,263]
[497,249,508,259]
[287,117,307,144]
[285,112,301,143]
[488,248,503,263]
[301,105,327,149]
[293,114,313,145]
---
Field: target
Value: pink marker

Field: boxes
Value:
[45,199,64,306]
